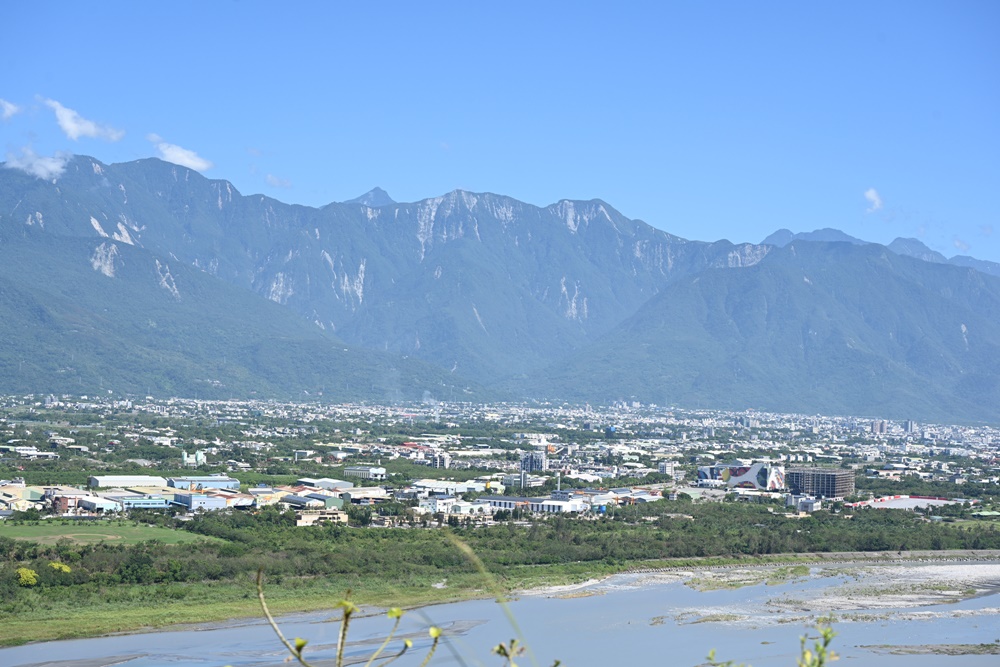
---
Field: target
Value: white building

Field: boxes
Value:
[88,475,168,488]
[419,495,456,514]
[481,495,588,514]
[344,466,387,481]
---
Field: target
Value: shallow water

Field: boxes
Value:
[3,562,998,667]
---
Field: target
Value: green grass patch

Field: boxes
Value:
[0,522,220,545]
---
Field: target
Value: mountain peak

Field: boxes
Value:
[762,228,867,247]
[887,237,948,264]
[344,187,395,207]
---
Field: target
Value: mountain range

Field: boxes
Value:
[1,155,998,422]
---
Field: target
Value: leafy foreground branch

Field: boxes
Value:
[705,619,838,667]
[253,569,837,667]
[250,531,834,667]
[253,568,440,667]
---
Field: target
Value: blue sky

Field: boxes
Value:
[3,2,998,262]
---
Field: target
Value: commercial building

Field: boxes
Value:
[167,475,240,491]
[786,468,855,499]
[520,451,547,473]
[344,466,387,481]
[697,462,785,490]
[89,475,168,488]
[295,509,349,527]
[77,497,122,513]
[297,477,353,490]
[481,495,589,514]
[172,492,228,511]
[101,493,170,510]
[419,494,456,514]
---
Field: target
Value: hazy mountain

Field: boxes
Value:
[0,155,770,383]
[3,155,1000,420]
[888,237,1000,278]
[0,227,467,401]
[343,187,395,207]
[762,228,868,247]
[887,238,948,264]
[948,254,1000,278]
[520,241,1000,422]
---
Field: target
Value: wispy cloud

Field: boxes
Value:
[0,99,21,120]
[42,98,123,141]
[953,237,970,253]
[981,224,993,237]
[265,174,291,188]
[4,146,71,180]
[864,188,883,213]
[147,134,213,171]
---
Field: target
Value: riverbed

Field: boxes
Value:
[3,560,998,667]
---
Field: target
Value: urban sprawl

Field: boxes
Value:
[2,396,997,524]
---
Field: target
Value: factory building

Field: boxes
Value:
[88,475,168,488]
[167,475,240,491]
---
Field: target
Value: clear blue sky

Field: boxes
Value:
[3,1,998,262]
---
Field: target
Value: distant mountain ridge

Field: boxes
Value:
[521,241,1000,421]
[762,228,868,247]
[762,228,1000,278]
[2,155,1000,421]
[343,187,395,207]
[0,155,771,383]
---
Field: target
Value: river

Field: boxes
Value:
[3,561,998,667]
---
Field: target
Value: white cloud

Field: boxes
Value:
[42,98,124,141]
[266,174,291,188]
[981,224,993,237]
[147,133,213,171]
[4,146,71,180]
[0,99,21,120]
[864,188,883,213]
[953,237,970,253]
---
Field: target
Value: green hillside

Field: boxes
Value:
[523,242,1000,421]
[0,229,468,401]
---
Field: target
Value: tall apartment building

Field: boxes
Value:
[520,451,547,473]
[786,468,855,498]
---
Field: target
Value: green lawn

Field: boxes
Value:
[0,521,220,545]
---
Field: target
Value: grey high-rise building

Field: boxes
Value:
[786,468,855,498]
[520,450,547,473]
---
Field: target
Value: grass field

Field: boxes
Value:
[0,522,220,545]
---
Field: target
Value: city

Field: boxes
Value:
[2,395,997,524]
